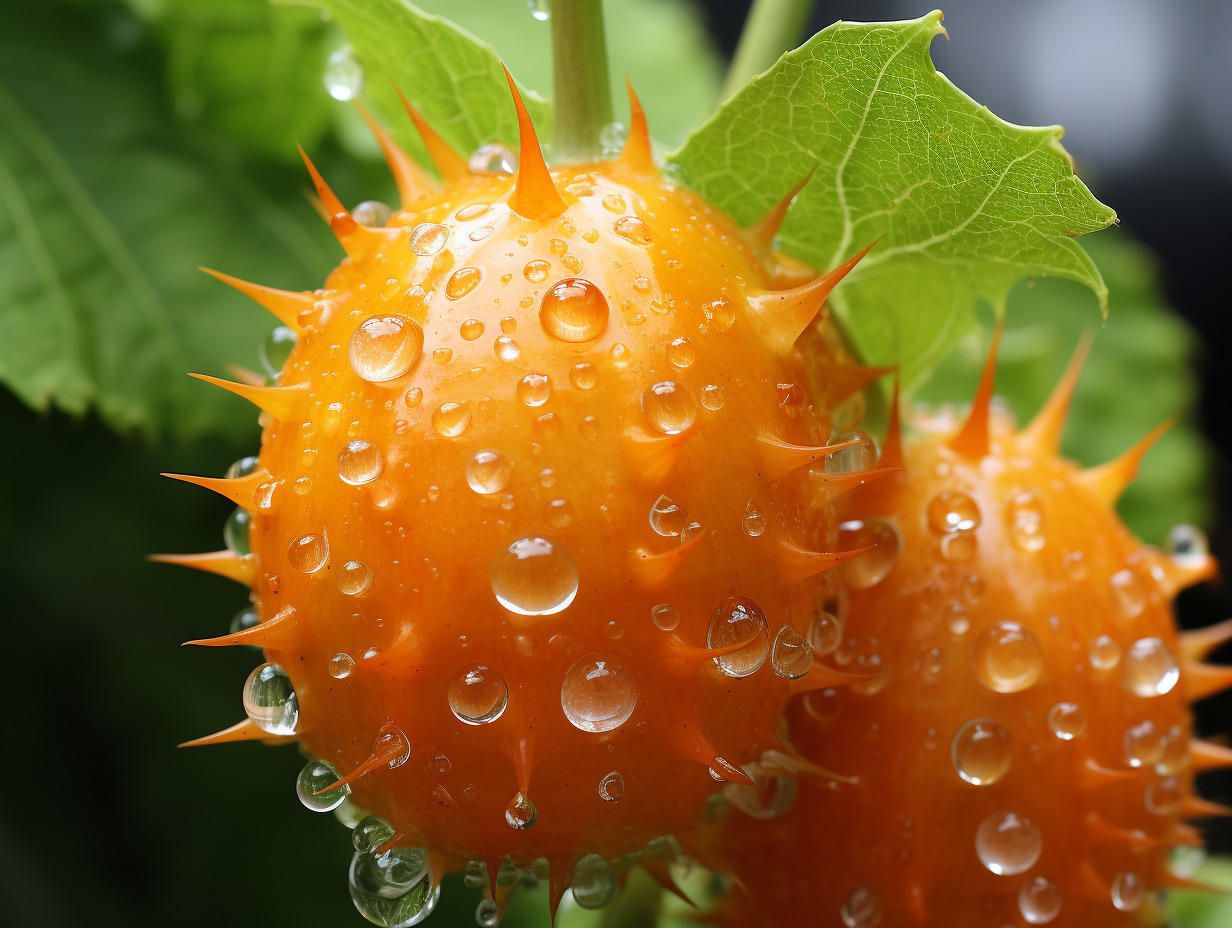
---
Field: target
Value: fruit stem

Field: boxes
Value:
[722,0,815,100]
[550,0,614,162]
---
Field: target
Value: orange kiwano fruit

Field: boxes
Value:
[159,76,885,919]
[694,329,1230,927]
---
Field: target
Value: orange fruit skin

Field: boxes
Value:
[242,161,845,876]
[696,405,1207,928]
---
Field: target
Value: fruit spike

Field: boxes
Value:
[1019,331,1094,452]
[746,167,816,258]
[160,469,268,509]
[184,605,300,649]
[947,314,1004,459]
[1078,418,1175,507]
[150,550,255,586]
[297,144,364,249]
[618,79,656,176]
[501,64,567,220]
[199,268,312,332]
[1180,616,1232,661]
[355,100,435,207]
[755,433,858,480]
[179,718,294,748]
[691,328,1223,928]
[393,85,470,185]
[187,373,304,421]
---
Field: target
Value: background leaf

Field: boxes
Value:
[668,10,1117,386]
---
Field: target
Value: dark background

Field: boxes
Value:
[0,1,1228,925]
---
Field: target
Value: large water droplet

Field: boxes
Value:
[976,811,1041,875]
[1047,702,1087,740]
[409,222,449,256]
[244,663,299,735]
[827,431,877,474]
[338,439,384,485]
[349,314,424,382]
[467,450,513,495]
[348,846,438,927]
[642,381,696,434]
[445,267,482,300]
[260,326,298,380]
[666,336,696,369]
[539,277,610,342]
[771,626,814,679]
[353,200,391,228]
[1124,719,1164,768]
[298,759,349,812]
[708,595,770,678]
[1168,524,1209,568]
[325,45,364,101]
[353,815,396,855]
[1122,637,1179,697]
[724,757,799,820]
[1006,489,1046,552]
[432,401,471,437]
[448,664,509,725]
[338,560,374,596]
[223,506,251,554]
[288,532,329,573]
[927,491,981,534]
[649,494,688,536]
[840,887,883,927]
[491,535,578,616]
[561,656,637,732]
[1018,876,1061,924]
[951,718,1012,785]
[470,143,518,175]
[975,622,1043,693]
[572,855,616,909]
[517,373,553,407]
[650,603,680,631]
[475,899,499,928]
[838,518,902,590]
[226,455,259,480]
[1111,872,1144,912]
[505,791,537,829]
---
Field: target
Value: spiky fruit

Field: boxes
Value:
[694,329,1228,927]
[163,78,881,908]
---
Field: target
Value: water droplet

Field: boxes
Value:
[448,664,509,725]
[223,506,251,554]
[544,498,573,528]
[771,626,814,679]
[1090,634,1122,670]
[1006,489,1046,552]
[649,494,688,537]
[742,499,767,537]
[598,120,628,153]
[244,663,298,735]
[1108,569,1148,621]
[1124,719,1164,768]
[724,756,798,820]
[976,810,1041,875]
[562,656,637,732]
[952,718,1012,785]
[459,319,485,341]
[494,335,521,361]
[610,342,631,367]
[533,412,561,438]
[1146,776,1183,815]
[324,45,363,100]
[288,532,329,573]
[562,365,596,394]
[475,898,499,927]
[526,0,549,21]
[405,387,423,408]
[838,518,902,590]
[353,815,396,855]
[491,535,578,616]
[500,792,537,832]
[1111,872,1144,912]
[334,560,373,597]
[666,336,696,369]
[1168,524,1209,568]
[538,468,557,488]
[1047,702,1086,740]
[827,431,877,474]
[1122,637,1179,697]
[516,373,553,407]
[225,455,259,480]
[230,604,260,637]
[538,277,609,342]
[352,200,391,228]
[348,845,438,927]
[975,622,1043,693]
[570,854,616,909]
[432,401,471,437]
[598,771,624,802]
[260,326,298,379]
[840,887,883,927]
[409,221,449,256]
[643,604,679,634]
[328,652,355,679]
[927,491,981,534]
[642,380,696,434]
[446,267,482,300]
[470,143,518,175]
[337,439,384,485]
[298,759,348,811]
[349,314,424,382]
[602,193,626,213]
[808,606,843,655]
[612,215,652,245]
[708,595,770,678]
[466,450,513,495]
[1018,876,1061,924]
[704,299,736,331]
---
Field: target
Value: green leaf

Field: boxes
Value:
[917,230,1209,544]
[1169,858,1232,928]
[0,0,334,440]
[668,10,1117,385]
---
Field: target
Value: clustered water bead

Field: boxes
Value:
[352,200,391,228]
[243,663,299,735]
[1111,872,1144,912]
[974,622,1043,693]
[338,560,374,596]
[297,759,349,812]
[539,277,609,342]
[707,595,770,678]
[975,810,1042,875]
[348,844,438,927]
[838,519,902,590]
[1046,702,1087,740]
[259,326,297,379]
[466,450,513,495]
[1018,876,1062,924]
[409,222,449,256]
[349,314,424,382]
[490,535,579,616]
[771,626,814,679]
[598,771,625,802]
[505,792,537,830]
[1121,636,1180,697]
[223,506,251,554]
[561,657,638,733]
[447,665,509,725]
[337,439,385,485]
[951,717,1012,785]
[287,532,330,573]
[571,855,617,909]
[642,380,697,435]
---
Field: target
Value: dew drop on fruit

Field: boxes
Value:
[226,455,259,480]
[602,193,626,213]
[533,412,562,438]
[927,491,980,534]
[337,439,383,485]
[297,759,348,812]
[348,846,438,927]
[701,384,725,410]
[571,854,616,909]
[223,506,251,554]
[649,494,688,537]
[409,222,449,256]
[666,336,696,369]
[432,401,471,437]
[494,335,521,361]
[561,657,638,732]
[1089,634,1122,670]
[612,216,652,244]
[259,326,297,379]
[974,622,1043,693]
[348,314,424,383]
[1109,568,1147,619]
[1111,872,1144,912]
[544,498,573,528]
[1122,636,1179,697]
[352,200,391,228]
[337,560,373,596]
[353,815,396,855]
[840,887,883,928]
[1006,489,1047,552]
[448,664,509,725]
[328,652,355,679]
[808,606,843,655]
[287,532,329,573]
[475,899,499,928]
[230,604,260,637]
[460,319,485,340]
[1168,524,1209,568]
[1018,876,1061,925]
[324,44,363,100]
[1124,719,1164,768]
[1047,702,1086,740]
[467,450,513,495]
[490,535,578,616]
[771,626,814,679]
[445,267,482,300]
[598,771,624,802]
[470,143,518,175]
[1146,776,1183,815]
[951,718,1011,785]
[642,381,696,435]
[243,662,299,735]
[539,277,610,342]
[827,431,877,474]
[742,499,767,537]
[976,811,1041,875]
[517,373,553,407]
[651,603,680,631]
[708,595,770,678]
[838,518,901,590]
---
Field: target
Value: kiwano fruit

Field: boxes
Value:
[159,77,887,917]
[694,327,1232,927]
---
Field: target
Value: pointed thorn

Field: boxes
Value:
[807,467,898,508]
[1184,659,1232,702]
[880,378,903,468]
[1085,811,1167,849]
[354,100,436,207]
[357,629,418,677]
[776,539,875,585]
[629,533,703,587]
[184,606,298,650]
[667,634,766,667]
[199,268,311,332]
[812,362,895,409]
[1078,418,1175,507]
[392,84,469,184]
[179,718,292,748]
[1078,757,1137,790]
[746,166,816,255]
[788,661,882,695]
[755,433,860,481]
[512,736,534,796]
[1191,739,1232,773]
[1181,617,1232,662]
[298,144,360,243]
[160,469,269,509]
[746,241,876,354]
[499,65,567,220]
[547,862,572,926]
[188,373,305,421]
[1181,794,1232,819]
[150,550,256,586]
[318,723,410,794]
[226,363,267,387]
[639,858,696,908]
[625,425,693,484]
[1020,331,1093,452]
[948,316,1004,459]
[759,746,858,785]
[1158,873,1226,893]
[618,79,656,176]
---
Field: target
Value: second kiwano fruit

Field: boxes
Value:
[162,75,887,916]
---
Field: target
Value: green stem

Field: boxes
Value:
[550,0,614,162]
[722,0,815,100]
